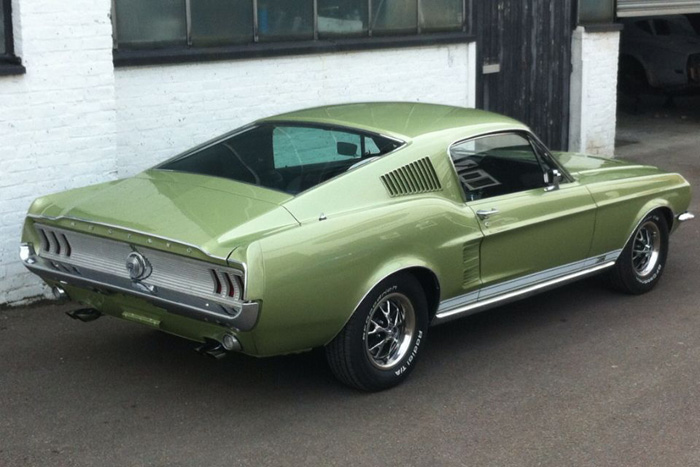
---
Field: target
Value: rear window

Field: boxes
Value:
[157,123,402,194]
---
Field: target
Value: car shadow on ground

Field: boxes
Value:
[44,275,624,400]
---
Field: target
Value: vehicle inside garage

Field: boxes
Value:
[615,1,700,159]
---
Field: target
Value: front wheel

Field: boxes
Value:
[607,212,669,294]
[325,273,428,391]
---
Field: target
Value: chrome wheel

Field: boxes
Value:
[632,220,661,278]
[364,293,416,369]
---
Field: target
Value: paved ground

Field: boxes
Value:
[1,97,699,466]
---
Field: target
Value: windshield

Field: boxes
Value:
[157,123,403,194]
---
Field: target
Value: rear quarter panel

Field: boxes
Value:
[239,136,484,356]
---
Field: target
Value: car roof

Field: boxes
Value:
[258,102,527,141]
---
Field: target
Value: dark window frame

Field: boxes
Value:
[112,0,474,67]
[0,0,25,75]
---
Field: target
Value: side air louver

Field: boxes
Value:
[381,157,442,197]
[462,242,480,287]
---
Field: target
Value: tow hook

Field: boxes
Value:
[65,308,102,322]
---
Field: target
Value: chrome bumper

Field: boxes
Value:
[677,211,695,223]
[20,243,260,331]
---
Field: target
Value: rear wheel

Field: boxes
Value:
[325,273,428,391]
[608,212,668,294]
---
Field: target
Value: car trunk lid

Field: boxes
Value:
[31,170,298,257]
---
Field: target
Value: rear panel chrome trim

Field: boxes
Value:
[27,214,251,301]
[433,250,621,325]
[21,242,260,331]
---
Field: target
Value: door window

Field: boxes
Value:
[450,133,546,201]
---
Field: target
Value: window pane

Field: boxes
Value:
[420,0,463,32]
[578,0,613,24]
[318,0,368,38]
[258,0,313,42]
[191,0,253,46]
[115,0,186,48]
[0,4,5,55]
[273,126,362,168]
[450,134,545,200]
[159,124,401,195]
[372,0,417,35]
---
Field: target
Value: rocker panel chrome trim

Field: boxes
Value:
[433,251,621,325]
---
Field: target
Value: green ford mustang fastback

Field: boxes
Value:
[20,103,694,391]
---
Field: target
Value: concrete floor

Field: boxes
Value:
[1,98,699,466]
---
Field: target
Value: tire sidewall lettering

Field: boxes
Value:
[394,329,422,376]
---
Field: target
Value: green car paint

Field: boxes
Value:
[21,103,692,359]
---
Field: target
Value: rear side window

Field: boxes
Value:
[272,126,382,168]
[158,123,402,194]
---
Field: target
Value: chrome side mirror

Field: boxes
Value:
[544,169,562,192]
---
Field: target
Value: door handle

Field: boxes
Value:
[476,208,499,220]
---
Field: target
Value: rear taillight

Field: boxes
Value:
[210,269,243,300]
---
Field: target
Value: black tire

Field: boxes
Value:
[325,273,428,391]
[608,212,669,295]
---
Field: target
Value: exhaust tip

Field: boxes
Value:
[52,286,68,301]
[195,335,241,358]
[222,334,241,352]
[65,308,102,323]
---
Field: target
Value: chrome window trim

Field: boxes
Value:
[154,120,406,198]
[444,128,574,204]
[526,132,574,183]
[154,123,257,168]
[445,127,575,204]
[432,249,622,325]
[259,119,407,147]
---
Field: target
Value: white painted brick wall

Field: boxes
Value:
[0,0,476,305]
[569,27,621,156]
[115,43,476,176]
[0,0,116,304]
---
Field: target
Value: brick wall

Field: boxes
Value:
[569,26,621,156]
[115,44,476,176]
[0,0,476,304]
[0,0,116,303]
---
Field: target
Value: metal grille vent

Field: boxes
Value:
[381,157,442,197]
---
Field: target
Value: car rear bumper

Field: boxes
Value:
[20,242,260,332]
